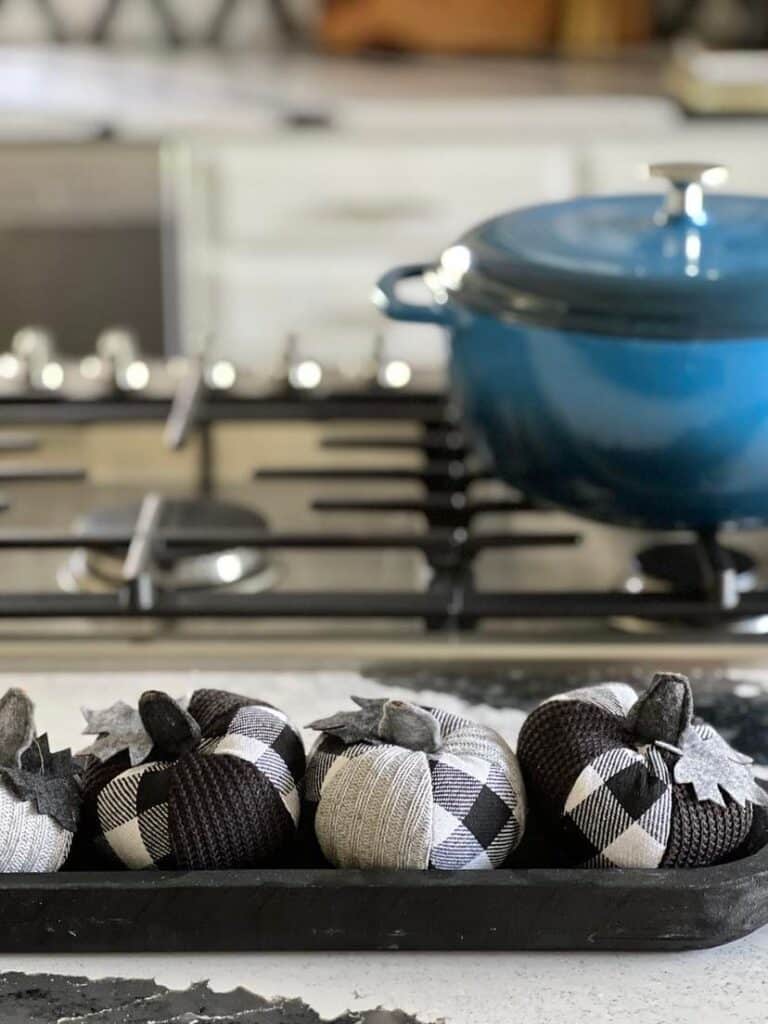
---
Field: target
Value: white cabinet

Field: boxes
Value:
[212,138,577,255]
[172,133,576,370]
[585,131,768,194]
[169,98,768,372]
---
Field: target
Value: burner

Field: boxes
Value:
[58,499,276,595]
[632,543,757,593]
[617,541,767,634]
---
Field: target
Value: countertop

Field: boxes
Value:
[0,44,676,140]
[0,667,764,1023]
[0,936,766,1023]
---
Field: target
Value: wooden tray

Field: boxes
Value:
[3,837,767,953]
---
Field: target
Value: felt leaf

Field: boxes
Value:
[669,726,768,808]
[80,695,191,766]
[309,697,442,753]
[308,699,384,745]
[0,734,83,831]
[80,700,153,767]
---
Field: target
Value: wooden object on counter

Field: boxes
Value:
[319,0,557,54]
[558,0,653,56]
[666,43,768,115]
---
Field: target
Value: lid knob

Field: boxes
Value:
[648,161,729,226]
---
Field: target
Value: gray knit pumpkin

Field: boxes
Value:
[78,688,305,870]
[0,688,80,872]
[306,697,526,870]
[517,672,768,869]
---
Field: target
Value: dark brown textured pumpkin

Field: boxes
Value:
[77,688,305,870]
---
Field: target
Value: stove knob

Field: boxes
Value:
[370,334,412,390]
[283,334,324,391]
[11,326,64,392]
[94,326,150,392]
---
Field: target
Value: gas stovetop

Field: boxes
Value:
[1,335,768,667]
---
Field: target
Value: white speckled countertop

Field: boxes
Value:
[0,44,676,139]
[0,937,766,1024]
[0,670,763,1023]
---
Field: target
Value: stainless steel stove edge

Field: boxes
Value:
[1,635,768,671]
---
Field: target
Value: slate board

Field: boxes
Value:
[0,973,424,1023]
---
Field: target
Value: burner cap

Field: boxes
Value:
[635,542,756,594]
[618,541,765,635]
[59,498,275,594]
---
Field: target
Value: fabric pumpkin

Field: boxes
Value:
[0,688,81,872]
[517,672,768,869]
[305,697,526,870]
[78,688,305,870]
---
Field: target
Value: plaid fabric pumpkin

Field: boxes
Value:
[517,673,766,869]
[78,688,305,870]
[305,697,525,870]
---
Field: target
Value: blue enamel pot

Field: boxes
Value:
[374,163,768,531]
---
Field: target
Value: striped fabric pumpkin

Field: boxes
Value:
[78,688,305,870]
[517,672,766,868]
[305,697,526,870]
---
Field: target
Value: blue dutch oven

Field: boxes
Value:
[374,162,768,530]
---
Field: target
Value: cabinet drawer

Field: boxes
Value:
[202,252,445,369]
[212,140,575,253]
[586,135,768,194]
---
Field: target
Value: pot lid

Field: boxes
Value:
[433,162,768,338]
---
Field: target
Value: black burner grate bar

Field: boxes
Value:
[696,531,742,610]
[1,589,768,619]
[312,497,540,515]
[255,464,489,483]
[321,432,467,456]
[0,528,580,553]
[0,434,40,453]
[0,467,86,482]
[0,395,446,426]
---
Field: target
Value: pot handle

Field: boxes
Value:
[373,264,453,326]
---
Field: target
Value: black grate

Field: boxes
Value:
[0,377,761,629]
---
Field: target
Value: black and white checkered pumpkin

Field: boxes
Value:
[517,673,766,869]
[78,688,305,870]
[305,697,525,870]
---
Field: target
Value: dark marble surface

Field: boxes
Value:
[365,662,768,765]
[0,973,428,1023]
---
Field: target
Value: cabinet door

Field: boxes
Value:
[586,135,768,194]
[213,139,575,256]
[179,139,576,367]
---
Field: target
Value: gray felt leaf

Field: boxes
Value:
[309,698,442,753]
[308,700,385,746]
[670,726,768,808]
[80,700,153,766]
[0,734,82,831]
[81,695,191,766]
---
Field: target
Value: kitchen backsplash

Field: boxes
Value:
[0,0,315,46]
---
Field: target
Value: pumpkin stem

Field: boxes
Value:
[627,672,693,747]
[138,690,201,760]
[308,697,442,753]
[0,688,35,768]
